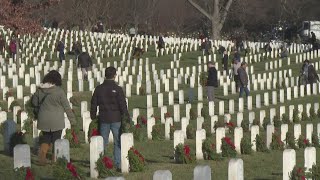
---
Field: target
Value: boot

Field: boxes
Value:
[38,143,50,166]
[47,144,55,164]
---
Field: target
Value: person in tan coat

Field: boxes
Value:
[32,70,76,165]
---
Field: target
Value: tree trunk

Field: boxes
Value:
[211,22,220,40]
[212,0,219,40]
[187,0,233,41]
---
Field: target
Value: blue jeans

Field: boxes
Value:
[188,88,194,103]
[59,52,65,62]
[100,122,121,169]
[239,86,250,97]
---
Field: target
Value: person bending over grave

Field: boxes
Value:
[90,67,131,171]
[77,51,92,80]
[217,45,226,54]
[280,46,288,58]
[207,62,218,102]
[307,63,319,84]
[238,62,250,98]
[132,47,144,60]
[32,70,76,165]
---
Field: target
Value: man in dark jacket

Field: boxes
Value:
[56,40,65,63]
[72,41,82,63]
[77,52,92,80]
[207,62,218,101]
[0,36,5,53]
[222,50,229,73]
[90,67,130,170]
[238,62,249,98]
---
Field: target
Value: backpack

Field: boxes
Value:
[31,90,49,119]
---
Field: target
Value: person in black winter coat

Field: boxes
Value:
[222,50,229,73]
[207,62,218,101]
[72,41,82,63]
[90,67,130,170]
[77,52,92,80]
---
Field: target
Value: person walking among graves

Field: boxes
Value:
[32,70,76,165]
[207,62,218,102]
[158,34,165,49]
[56,40,65,63]
[230,59,241,92]
[264,42,272,53]
[222,50,229,73]
[233,49,241,62]
[9,38,17,61]
[0,35,5,53]
[90,66,130,171]
[204,37,212,55]
[311,32,316,45]
[300,60,310,86]
[77,51,93,80]
[72,41,82,64]
[238,62,250,98]
[97,21,104,33]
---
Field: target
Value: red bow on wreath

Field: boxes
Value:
[91,128,99,136]
[25,168,34,180]
[67,162,79,178]
[102,157,113,169]
[71,130,79,144]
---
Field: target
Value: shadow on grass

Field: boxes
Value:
[0,150,12,158]
[71,159,90,167]
[40,178,55,180]
[145,159,163,163]
[162,155,174,159]
[252,172,281,180]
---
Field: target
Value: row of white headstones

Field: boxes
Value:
[3,94,318,153]
[12,133,316,180]
[10,133,243,180]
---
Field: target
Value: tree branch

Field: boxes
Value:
[187,0,212,20]
[219,0,233,25]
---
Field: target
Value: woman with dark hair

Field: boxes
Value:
[32,70,76,165]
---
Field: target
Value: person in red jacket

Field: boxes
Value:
[9,39,17,60]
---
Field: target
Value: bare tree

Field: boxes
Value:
[280,0,312,24]
[187,0,233,40]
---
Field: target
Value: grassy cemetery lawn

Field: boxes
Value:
[1,31,320,179]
